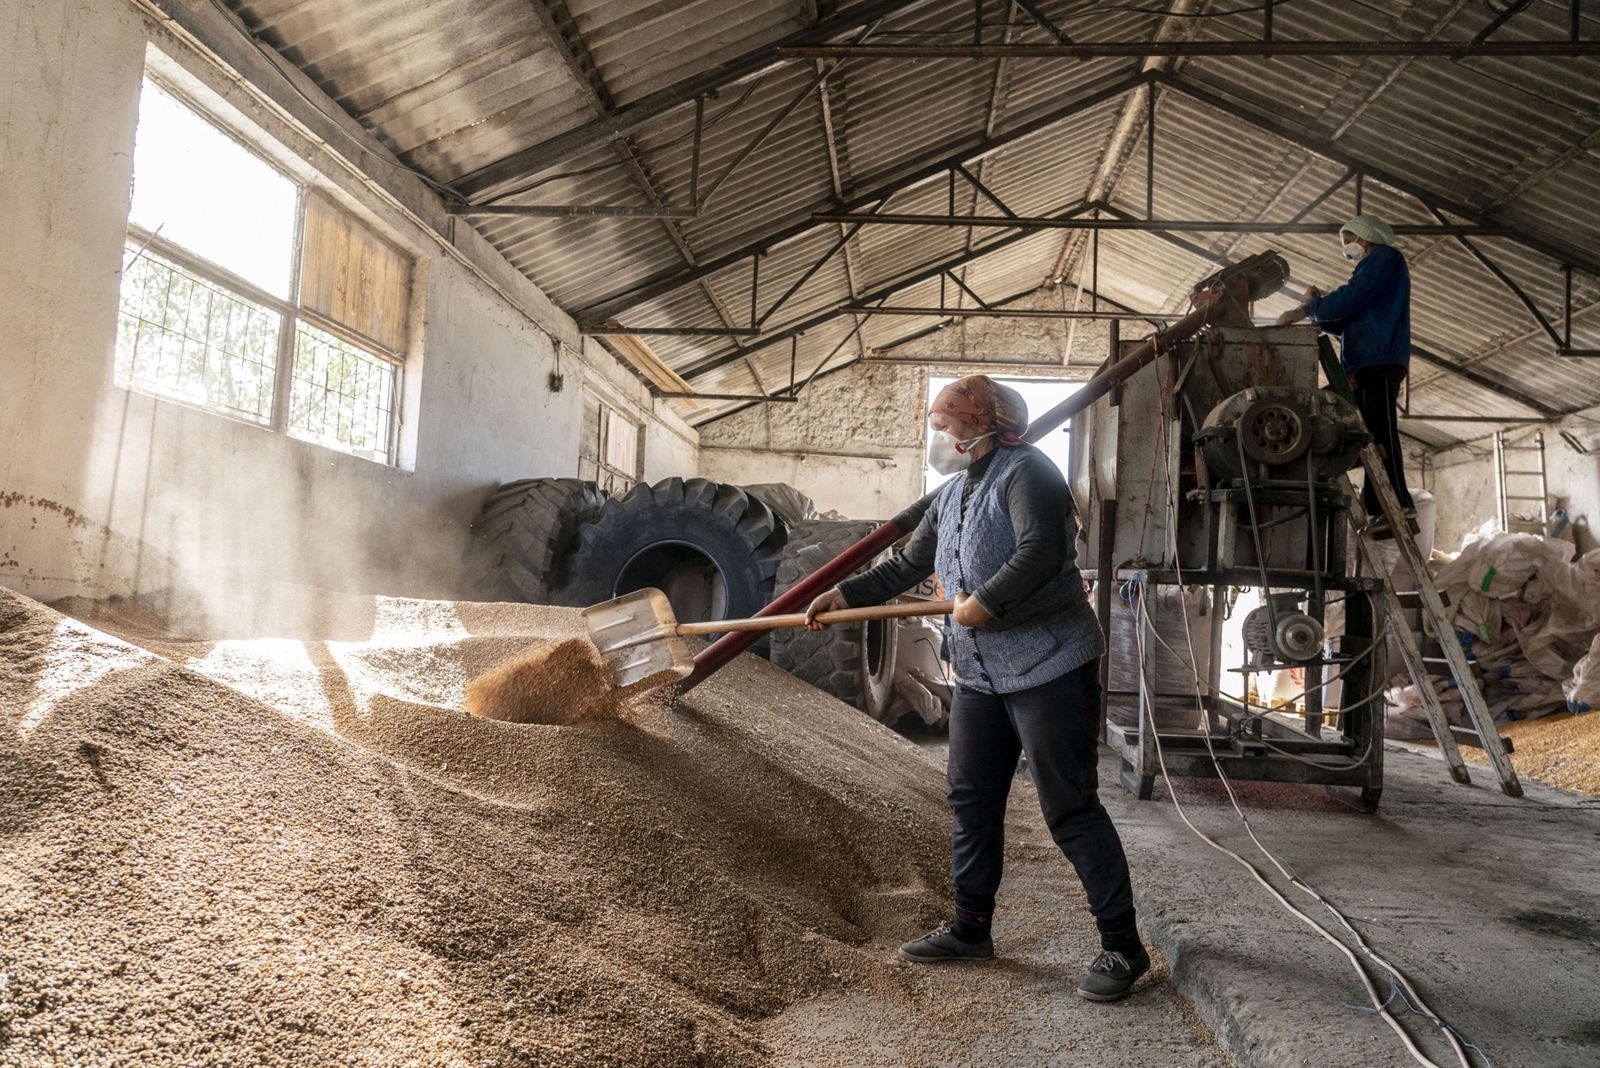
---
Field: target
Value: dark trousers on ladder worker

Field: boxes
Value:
[1352,366,1415,515]
[946,658,1139,950]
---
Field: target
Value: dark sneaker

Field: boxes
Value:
[1076,946,1151,1002]
[897,922,994,964]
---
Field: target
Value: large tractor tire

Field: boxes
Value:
[564,479,786,651]
[469,478,607,605]
[771,519,899,722]
[737,482,818,529]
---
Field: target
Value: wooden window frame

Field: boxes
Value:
[117,74,411,466]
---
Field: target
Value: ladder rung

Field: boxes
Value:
[1501,470,1544,476]
[1396,590,1450,609]
[1505,494,1545,501]
[1502,446,1543,452]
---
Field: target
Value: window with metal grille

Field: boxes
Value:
[115,249,283,424]
[288,323,399,463]
[579,393,644,494]
[114,73,411,464]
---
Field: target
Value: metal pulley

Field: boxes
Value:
[1239,396,1310,465]
[1242,593,1324,668]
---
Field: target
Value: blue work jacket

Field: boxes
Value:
[1305,243,1411,375]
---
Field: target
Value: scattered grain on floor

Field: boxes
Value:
[1460,710,1600,796]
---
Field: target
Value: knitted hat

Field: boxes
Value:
[1339,214,1396,246]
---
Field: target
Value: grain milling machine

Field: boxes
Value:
[1071,253,1389,811]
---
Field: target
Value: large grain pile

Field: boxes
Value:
[0,588,953,1066]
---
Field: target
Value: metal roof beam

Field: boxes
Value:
[811,213,1512,235]
[575,69,1146,322]
[842,304,1179,321]
[811,53,871,363]
[1409,345,1561,418]
[676,201,1097,379]
[1150,70,1600,278]
[1090,204,1569,417]
[452,0,933,201]
[777,40,1600,59]
[687,281,1132,428]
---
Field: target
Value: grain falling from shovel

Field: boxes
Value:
[463,638,676,725]
[463,638,623,725]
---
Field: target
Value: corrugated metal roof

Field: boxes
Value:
[565,0,809,106]
[221,0,1600,442]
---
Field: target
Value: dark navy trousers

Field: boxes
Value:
[946,658,1137,938]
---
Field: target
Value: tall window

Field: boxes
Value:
[579,393,643,494]
[116,76,412,464]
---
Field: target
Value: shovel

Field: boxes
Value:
[583,587,956,687]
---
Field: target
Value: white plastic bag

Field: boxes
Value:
[1563,634,1600,713]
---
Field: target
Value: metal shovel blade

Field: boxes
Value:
[581,587,695,688]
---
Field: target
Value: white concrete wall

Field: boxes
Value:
[697,361,928,521]
[883,292,1114,369]
[0,0,698,607]
[697,292,1102,520]
[1423,418,1600,555]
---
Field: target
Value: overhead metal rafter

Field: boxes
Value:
[452,0,932,201]
[507,3,1595,418]
[525,0,763,357]
[776,41,1600,59]
[670,98,1595,392]
[1410,346,1561,418]
[576,69,1149,323]
[687,280,1137,429]
[948,0,1021,316]
[675,201,1099,380]
[1150,70,1600,279]
[1089,202,1570,420]
[883,279,1171,354]
[842,304,1179,321]
[1409,291,1600,395]
[810,213,1513,235]
[807,2,873,369]
[1048,0,1199,300]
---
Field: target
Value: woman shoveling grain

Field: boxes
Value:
[805,374,1149,1002]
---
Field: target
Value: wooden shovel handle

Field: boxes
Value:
[675,599,956,636]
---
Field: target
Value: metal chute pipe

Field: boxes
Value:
[670,250,1288,695]
[667,496,931,696]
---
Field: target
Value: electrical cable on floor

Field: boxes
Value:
[1131,382,1483,1067]
[1128,583,1447,1068]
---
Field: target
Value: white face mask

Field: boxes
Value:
[928,429,994,476]
[1343,240,1366,263]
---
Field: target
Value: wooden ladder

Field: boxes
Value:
[1494,430,1550,534]
[1346,462,1519,796]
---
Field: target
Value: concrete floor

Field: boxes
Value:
[759,768,1232,1067]
[1108,745,1600,1068]
[769,739,1600,1067]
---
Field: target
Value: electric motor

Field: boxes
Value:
[1242,593,1324,668]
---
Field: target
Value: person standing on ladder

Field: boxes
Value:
[802,375,1148,1002]
[1278,214,1417,531]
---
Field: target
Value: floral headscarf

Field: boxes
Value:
[930,375,1028,446]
